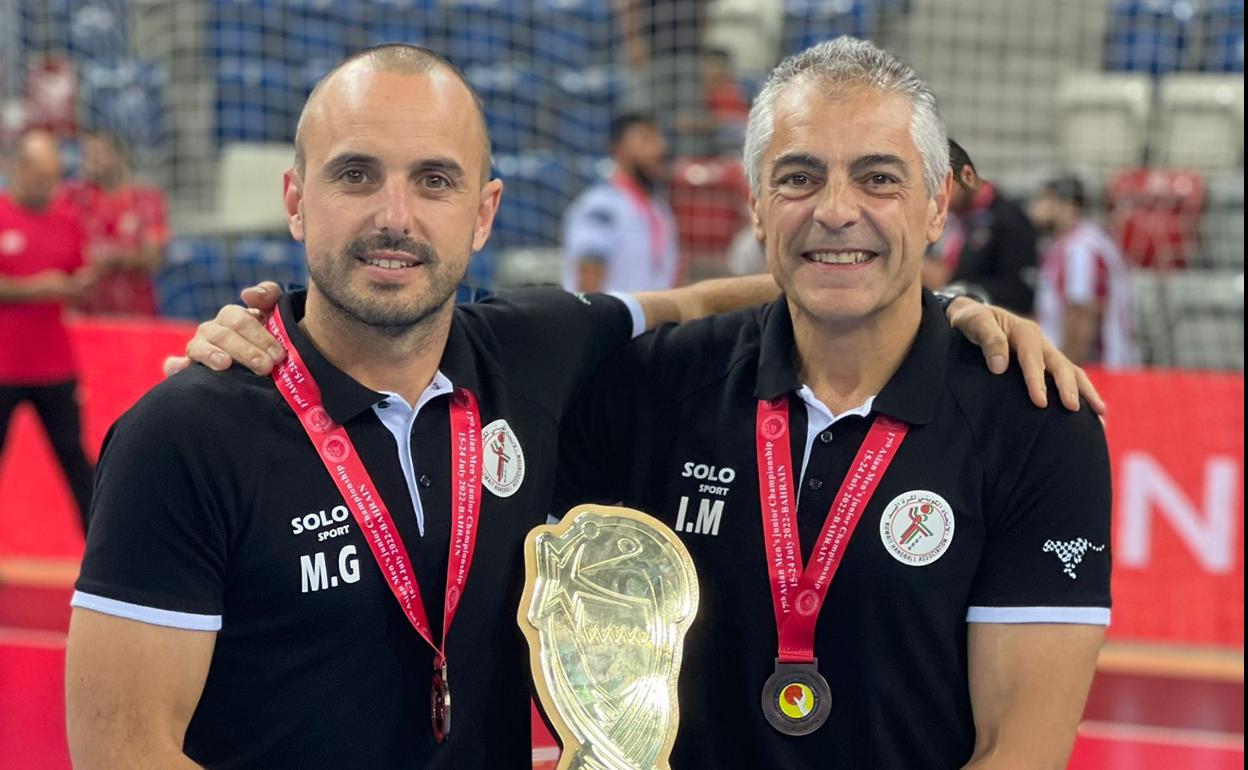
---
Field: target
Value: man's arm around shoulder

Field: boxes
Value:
[66,610,216,769]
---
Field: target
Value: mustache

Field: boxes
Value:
[345,234,437,263]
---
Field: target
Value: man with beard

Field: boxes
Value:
[73,44,1098,769]
[562,113,678,293]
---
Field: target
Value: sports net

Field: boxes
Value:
[0,0,1243,369]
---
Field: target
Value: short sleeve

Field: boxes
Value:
[967,405,1112,625]
[564,192,618,265]
[139,187,171,246]
[73,380,240,630]
[1062,242,1098,305]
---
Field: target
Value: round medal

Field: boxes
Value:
[760,659,832,736]
[431,665,451,742]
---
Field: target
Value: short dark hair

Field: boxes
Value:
[948,138,975,176]
[1043,174,1087,209]
[609,112,656,148]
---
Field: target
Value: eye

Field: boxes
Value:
[423,174,452,190]
[339,168,370,185]
[866,173,899,187]
[781,173,810,187]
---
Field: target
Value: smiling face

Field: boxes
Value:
[751,81,950,328]
[284,62,502,332]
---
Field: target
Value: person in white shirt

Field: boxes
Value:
[1031,175,1139,368]
[562,113,679,293]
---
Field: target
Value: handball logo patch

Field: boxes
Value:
[481,419,525,498]
[0,229,26,256]
[879,490,955,566]
[1043,538,1105,580]
[778,682,816,720]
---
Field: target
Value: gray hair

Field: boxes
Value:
[743,37,949,199]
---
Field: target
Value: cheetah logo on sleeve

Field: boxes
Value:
[1043,538,1106,579]
[481,419,525,497]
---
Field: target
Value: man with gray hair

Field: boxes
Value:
[557,37,1109,768]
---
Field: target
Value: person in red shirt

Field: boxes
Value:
[0,130,97,531]
[60,130,169,316]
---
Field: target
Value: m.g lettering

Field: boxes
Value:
[681,463,736,483]
[291,505,350,536]
[300,545,362,593]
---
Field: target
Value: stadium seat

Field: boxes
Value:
[1155,74,1244,171]
[466,64,543,157]
[231,237,308,291]
[362,0,440,47]
[443,0,532,69]
[670,156,750,257]
[781,0,877,58]
[493,247,563,288]
[1107,168,1205,268]
[215,142,296,235]
[1166,270,1245,369]
[66,0,129,64]
[1201,173,1245,269]
[155,237,231,321]
[1104,0,1196,75]
[549,66,625,156]
[214,57,294,143]
[491,151,572,247]
[207,0,283,61]
[80,59,169,151]
[1055,72,1152,171]
[1200,0,1244,72]
[705,0,783,76]
[532,0,614,71]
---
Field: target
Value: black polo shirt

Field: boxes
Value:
[555,292,1112,769]
[74,287,634,769]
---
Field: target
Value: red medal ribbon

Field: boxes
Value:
[614,171,669,276]
[756,397,908,663]
[268,305,482,675]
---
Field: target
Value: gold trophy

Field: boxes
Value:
[519,505,699,770]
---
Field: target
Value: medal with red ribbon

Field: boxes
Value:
[755,396,908,735]
[268,305,482,743]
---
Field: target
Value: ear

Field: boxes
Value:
[283,168,305,243]
[959,165,976,189]
[472,178,504,253]
[749,192,764,243]
[926,169,953,244]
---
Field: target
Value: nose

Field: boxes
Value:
[372,177,412,236]
[812,178,862,232]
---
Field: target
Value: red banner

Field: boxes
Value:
[1089,369,1244,648]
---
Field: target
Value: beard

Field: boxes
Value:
[307,232,463,334]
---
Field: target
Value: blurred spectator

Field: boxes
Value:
[620,0,712,155]
[1031,174,1139,368]
[0,130,96,532]
[562,113,679,292]
[702,47,749,152]
[725,221,766,276]
[925,139,1038,313]
[59,130,169,316]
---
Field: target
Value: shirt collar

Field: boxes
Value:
[279,290,482,424]
[754,291,950,426]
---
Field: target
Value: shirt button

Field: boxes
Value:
[807,477,824,491]
[418,474,432,489]
[377,400,390,410]
[818,430,834,444]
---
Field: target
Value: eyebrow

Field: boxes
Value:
[322,152,380,180]
[849,153,911,179]
[320,154,468,183]
[769,152,828,179]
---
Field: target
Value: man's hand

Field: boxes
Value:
[162,282,286,377]
[947,298,1106,415]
